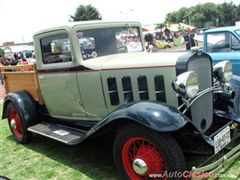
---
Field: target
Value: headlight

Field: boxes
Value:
[172,71,199,99]
[213,61,232,82]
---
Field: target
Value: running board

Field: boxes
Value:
[28,122,86,145]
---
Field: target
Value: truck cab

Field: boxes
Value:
[34,21,146,119]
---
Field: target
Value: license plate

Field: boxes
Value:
[214,126,231,154]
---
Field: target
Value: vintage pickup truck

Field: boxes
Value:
[203,26,240,75]
[1,21,240,179]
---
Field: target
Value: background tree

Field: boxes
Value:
[70,4,102,22]
[164,2,239,28]
[156,23,165,32]
[218,2,236,26]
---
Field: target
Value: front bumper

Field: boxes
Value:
[191,139,240,179]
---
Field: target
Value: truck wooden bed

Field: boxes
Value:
[0,64,44,104]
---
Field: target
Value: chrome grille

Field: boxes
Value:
[188,57,213,132]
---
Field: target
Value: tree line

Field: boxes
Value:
[165,2,240,28]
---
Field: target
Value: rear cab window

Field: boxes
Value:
[40,33,72,64]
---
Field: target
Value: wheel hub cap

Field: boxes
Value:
[10,119,16,129]
[132,158,148,175]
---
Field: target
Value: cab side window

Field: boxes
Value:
[207,32,230,53]
[40,34,72,64]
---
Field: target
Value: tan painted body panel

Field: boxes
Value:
[82,52,185,70]
[77,52,187,117]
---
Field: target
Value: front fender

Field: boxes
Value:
[86,101,189,138]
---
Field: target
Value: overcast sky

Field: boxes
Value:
[0,0,239,44]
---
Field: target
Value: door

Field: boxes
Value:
[37,30,85,119]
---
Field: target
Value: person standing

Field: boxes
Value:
[182,28,195,50]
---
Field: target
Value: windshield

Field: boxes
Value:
[76,27,143,60]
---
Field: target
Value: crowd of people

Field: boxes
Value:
[0,50,34,66]
[181,27,198,50]
[154,27,179,42]
[145,27,199,52]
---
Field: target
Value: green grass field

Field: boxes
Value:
[0,104,239,180]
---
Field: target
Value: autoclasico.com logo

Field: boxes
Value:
[149,171,231,179]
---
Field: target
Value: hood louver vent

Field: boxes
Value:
[107,75,166,106]
[137,76,149,100]
[107,77,119,105]
[154,75,166,102]
[122,76,134,103]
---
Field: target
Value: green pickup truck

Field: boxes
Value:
[1,21,240,179]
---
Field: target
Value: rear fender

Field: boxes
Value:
[2,90,38,126]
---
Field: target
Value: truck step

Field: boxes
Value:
[28,122,86,145]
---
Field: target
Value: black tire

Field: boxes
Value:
[113,125,186,180]
[6,102,32,144]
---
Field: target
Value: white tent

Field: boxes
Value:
[7,44,34,53]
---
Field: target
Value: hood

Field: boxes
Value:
[81,52,188,71]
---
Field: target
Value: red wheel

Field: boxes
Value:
[122,137,168,179]
[7,102,32,143]
[113,125,186,180]
[9,108,23,139]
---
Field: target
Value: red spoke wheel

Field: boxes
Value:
[7,102,32,144]
[9,109,23,139]
[122,137,168,179]
[114,125,186,180]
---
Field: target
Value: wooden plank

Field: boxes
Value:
[1,64,34,71]
[2,72,35,75]
[1,63,45,105]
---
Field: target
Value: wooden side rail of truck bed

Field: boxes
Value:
[0,64,44,105]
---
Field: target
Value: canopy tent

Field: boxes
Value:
[2,44,34,53]
[167,23,196,32]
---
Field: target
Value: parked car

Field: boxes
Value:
[1,21,240,179]
[155,40,176,49]
[203,26,240,75]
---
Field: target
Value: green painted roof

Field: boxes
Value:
[33,21,142,37]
